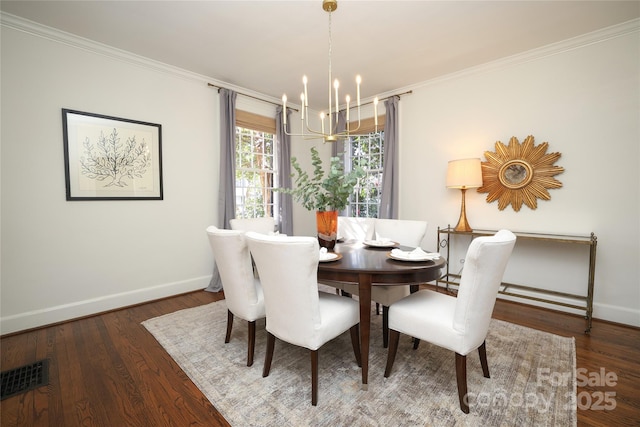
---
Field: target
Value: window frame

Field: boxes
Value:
[343,115,385,218]
[234,110,279,220]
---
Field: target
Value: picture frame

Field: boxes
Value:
[477,135,564,211]
[62,109,163,200]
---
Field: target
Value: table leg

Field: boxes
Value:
[358,273,372,390]
[409,284,421,349]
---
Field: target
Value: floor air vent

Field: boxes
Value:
[1,359,49,400]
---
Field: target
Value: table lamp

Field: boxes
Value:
[446,158,483,232]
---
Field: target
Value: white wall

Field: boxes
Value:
[1,20,221,333]
[1,16,638,333]
[289,22,640,327]
[397,23,639,326]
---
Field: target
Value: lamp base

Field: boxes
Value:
[453,188,474,232]
[453,216,473,233]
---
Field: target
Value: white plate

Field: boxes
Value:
[388,252,440,262]
[319,253,342,262]
[363,240,399,248]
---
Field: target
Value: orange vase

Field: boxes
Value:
[316,210,338,250]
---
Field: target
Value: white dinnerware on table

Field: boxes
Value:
[319,247,342,262]
[388,247,441,262]
[363,239,399,248]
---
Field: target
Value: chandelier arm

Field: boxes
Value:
[282,0,404,142]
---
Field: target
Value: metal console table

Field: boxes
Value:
[437,226,597,333]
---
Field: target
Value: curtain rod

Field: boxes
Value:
[355,90,413,111]
[207,83,411,113]
[207,83,299,112]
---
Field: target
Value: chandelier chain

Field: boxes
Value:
[328,7,332,98]
[281,0,379,142]
[328,8,333,133]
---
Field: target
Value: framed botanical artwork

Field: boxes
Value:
[62,109,163,200]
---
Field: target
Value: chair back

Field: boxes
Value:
[206,226,263,320]
[453,229,517,348]
[338,216,375,241]
[229,217,277,234]
[245,232,323,348]
[373,219,428,247]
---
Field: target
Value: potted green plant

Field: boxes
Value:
[278,146,364,249]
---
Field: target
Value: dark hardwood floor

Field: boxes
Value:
[1,288,639,426]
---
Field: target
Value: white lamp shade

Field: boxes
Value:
[446,158,483,189]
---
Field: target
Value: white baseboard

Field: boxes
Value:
[497,294,640,328]
[592,302,640,328]
[0,276,211,335]
[442,283,640,328]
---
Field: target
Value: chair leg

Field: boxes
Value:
[455,353,470,414]
[384,329,400,377]
[225,310,234,343]
[349,324,362,367]
[409,285,420,350]
[247,320,256,367]
[413,338,421,350]
[376,302,380,315]
[382,305,390,348]
[311,350,319,406]
[262,332,275,377]
[478,340,490,378]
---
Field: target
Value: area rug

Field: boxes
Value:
[142,296,576,426]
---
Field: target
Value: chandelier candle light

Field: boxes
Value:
[446,158,483,232]
[282,0,378,142]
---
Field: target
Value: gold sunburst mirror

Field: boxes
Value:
[477,135,564,211]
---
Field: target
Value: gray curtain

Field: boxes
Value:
[332,110,347,158]
[333,111,348,215]
[206,88,237,292]
[276,106,293,235]
[379,96,400,219]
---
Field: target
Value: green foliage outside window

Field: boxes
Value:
[347,132,384,218]
[235,127,275,219]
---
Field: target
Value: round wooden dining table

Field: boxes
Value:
[317,240,446,389]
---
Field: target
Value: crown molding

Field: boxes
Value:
[1,12,209,84]
[3,12,638,102]
[0,11,279,105]
[396,18,640,93]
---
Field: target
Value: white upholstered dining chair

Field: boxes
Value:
[229,217,277,234]
[383,229,516,413]
[206,226,266,367]
[337,216,375,242]
[320,216,375,294]
[244,232,361,406]
[372,218,428,248]
[230,217,278,279]
[330,218,428,348]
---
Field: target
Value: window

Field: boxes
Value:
[235,111,278,219]
[344,116,385,218]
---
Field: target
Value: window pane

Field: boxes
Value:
[235,126,276,219]
[346,131,384,218]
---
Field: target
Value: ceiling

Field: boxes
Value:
[2,1,639,110]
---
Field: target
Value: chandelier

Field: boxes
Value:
[282,0,378,143]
